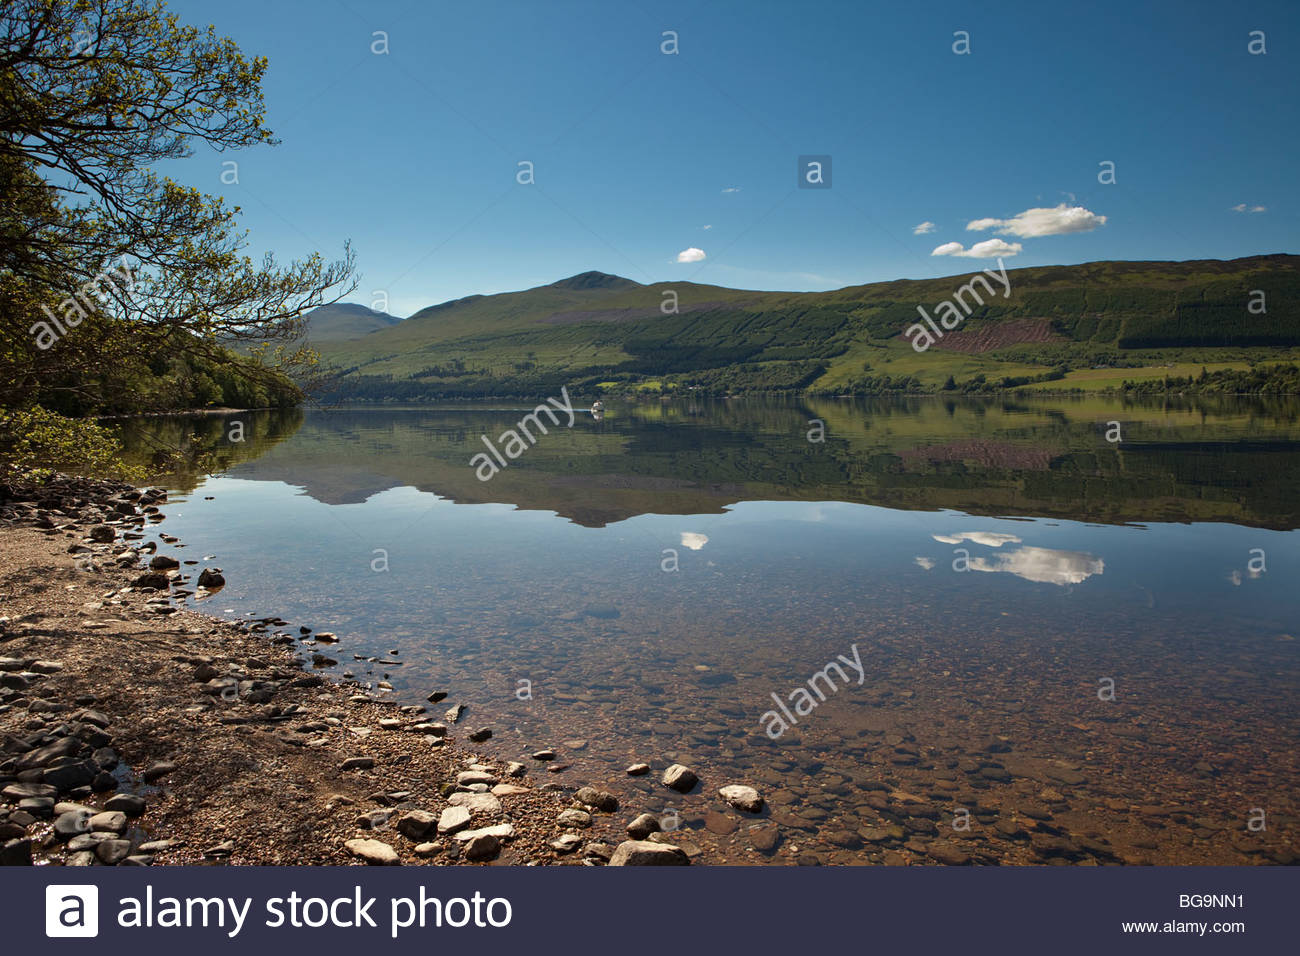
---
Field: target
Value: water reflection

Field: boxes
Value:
[966,545,1104,586]
[115,396,1300,865]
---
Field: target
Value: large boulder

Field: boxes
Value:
[344,839,398,865]
[662,764,698,793]
[718,784,764,813]
[609,840,690,866]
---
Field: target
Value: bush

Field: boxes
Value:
[0,406,141,480]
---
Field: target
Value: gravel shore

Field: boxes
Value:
[0,470,694,867]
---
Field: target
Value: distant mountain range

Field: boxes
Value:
[310,255,1300,399]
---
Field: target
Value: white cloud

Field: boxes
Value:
[932,531,1022,548]
[914,557,936,570]
[702,224,713,230]
[676,247,707,263]
[680,532,709,550]
[1231,203,1267,213]
[913,221,936,235]
[966,204,1106,238]
[931,239,1022,258]
[721,187,741,194]
[967,546,1104,586]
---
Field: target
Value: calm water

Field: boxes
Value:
[119,396,1300,864]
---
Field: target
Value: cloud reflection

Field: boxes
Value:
[932,531,1022,547]
[680,532,709,551]
[967,545,1104,585]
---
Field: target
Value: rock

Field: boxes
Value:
[89,525,116,543]
[467,727,492,743]
[926,844,971,865]
[53,809,92,840]
[609,839,690,866]
[531,749,555,761]
[703,810,738,835]
[53,801,96,816]
[825,829,862,849]
[447,792,501,815]
[17,736,80,769]
[105,794,146,817]
[344,838,398,865]
[550,834,582,854]
[426,691,447,703]
[356,809,393,830]
[625,763,650,776]
[748,824,782,853]
[557,809,591,828]
[454,824,515,843]
[203,841,235,858]
[396,810,438,840]
[3,782,56,801]
[89,810,127,833]
[196,568,225,588]
[627,813,661,839]
[456,770,497,787]
[0,838,32,866]
[662,764,698,793]
[719,784,764,813]
[444,704,464,723]
[574,786,618,812]
[17,796,54,818]
[583,842,615,862]
[505,761,526,777]
[95,839,132,865]
[413,842,442,857]
[463,833,500,861]
[491,784,529,796]
[142,760,176,782]
[132,571,170,590]
[340,756,375,771]
[44,760,97,791]
[149,554,180,571]
[74,712,110,733]
[438,806,473,835]
[67,833,107,851]
[378,718,403,730]
[0,822,25,840]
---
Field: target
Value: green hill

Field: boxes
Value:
[316,255,1300,400]
[300,303,402,342]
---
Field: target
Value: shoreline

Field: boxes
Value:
[0,470,698,866]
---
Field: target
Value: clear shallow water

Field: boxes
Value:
[121,398,1300,864]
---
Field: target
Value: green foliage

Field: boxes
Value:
[0,406,142,479]
[1123,363,1300,395]
[0,0,350,446]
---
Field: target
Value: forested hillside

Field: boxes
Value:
[318,255,1300,400]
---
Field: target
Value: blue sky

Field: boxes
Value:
[168,0,1298,317]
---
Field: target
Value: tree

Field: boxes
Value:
[0,0,355,418]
